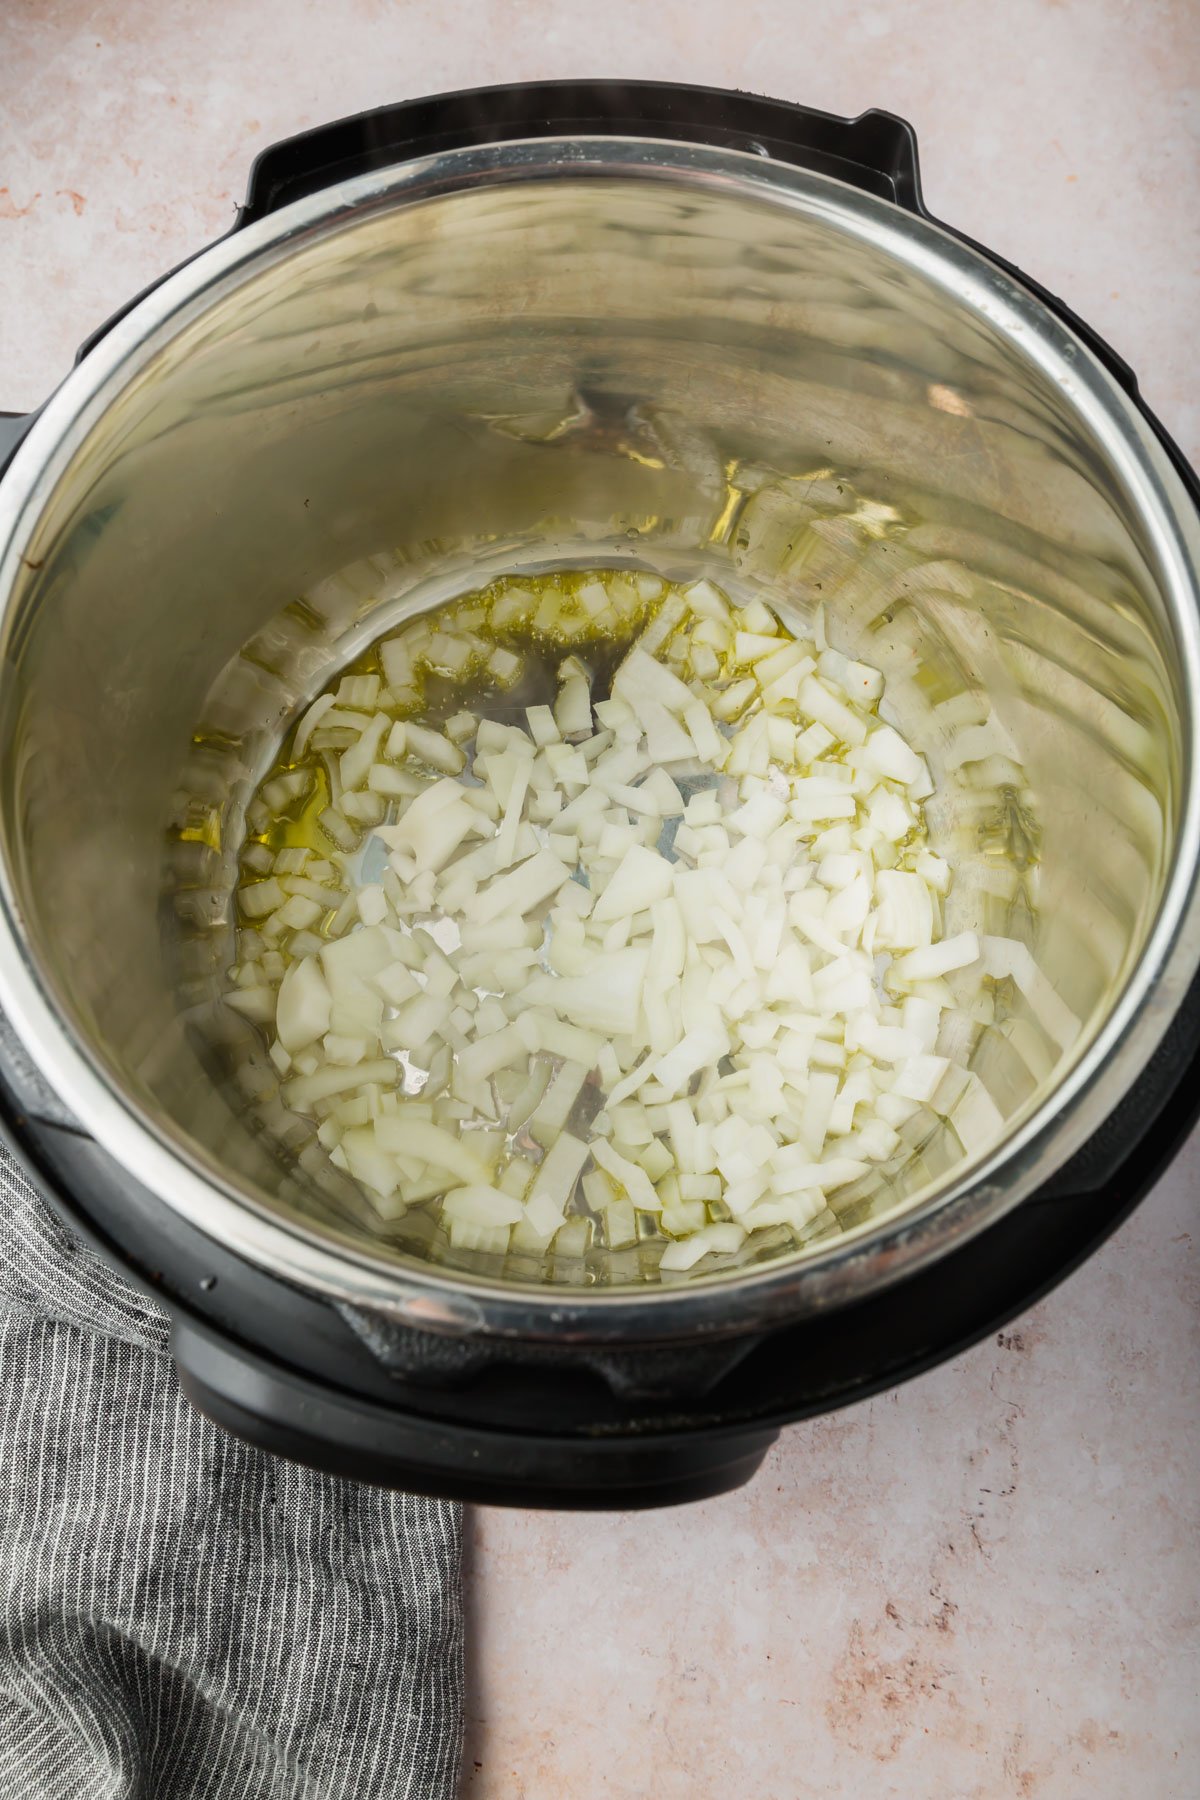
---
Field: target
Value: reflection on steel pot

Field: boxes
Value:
[0,84,1197,1507]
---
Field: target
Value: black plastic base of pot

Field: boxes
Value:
[172,1323,780,1511]
[166,1148,1181,1510]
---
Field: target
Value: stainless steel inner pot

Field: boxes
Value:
[1,137,1198,1341]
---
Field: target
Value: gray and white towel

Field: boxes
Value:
[0,1147,464,1799]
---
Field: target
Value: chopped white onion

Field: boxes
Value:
[231,565,1068,1281]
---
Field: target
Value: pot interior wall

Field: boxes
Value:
[0,166,1184,1286]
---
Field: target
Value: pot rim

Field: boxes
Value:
[1,134,1198,1343]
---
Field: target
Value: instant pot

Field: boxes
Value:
[1,83,1198,1509]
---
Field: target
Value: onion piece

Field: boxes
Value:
[521,946,649,1039]
[526,1131,591,1227]
[470,849,572,924]
[442,1185,525,1227]
[373,1116,494,1185]
[591,1139,661,1212]
[276,956,333,1052]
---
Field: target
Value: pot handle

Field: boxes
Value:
[0,411,32,476]
[239,81,924,221]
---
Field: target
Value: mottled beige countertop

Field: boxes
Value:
[3,3,1198,1795]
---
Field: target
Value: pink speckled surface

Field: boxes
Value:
[2,3,1198,1795]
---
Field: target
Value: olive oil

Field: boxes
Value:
[237,567,670,903]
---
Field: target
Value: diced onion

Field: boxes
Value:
[228,565,1067,1281]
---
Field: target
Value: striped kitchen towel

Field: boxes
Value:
[0,1147,463,1799]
